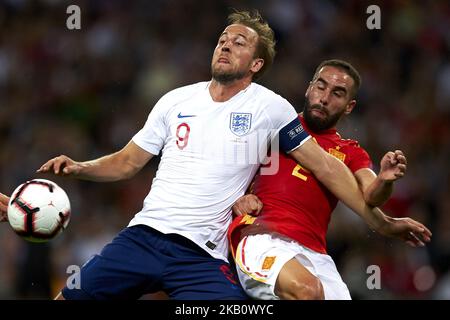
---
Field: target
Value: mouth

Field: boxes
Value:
[217,57,230,64]
[311,108,327,118]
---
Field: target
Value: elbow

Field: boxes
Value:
[122,166,139,180]
[119,160,140,180]
[114,151,139,181]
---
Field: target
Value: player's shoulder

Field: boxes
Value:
[335,132,369,155]
[251,83,289,103]
[341,138,364,149]
[250,82,294,114]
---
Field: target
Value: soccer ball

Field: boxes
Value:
[7,179,71,243]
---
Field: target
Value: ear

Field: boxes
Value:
[345,100,356,115]
[250,58,264,74]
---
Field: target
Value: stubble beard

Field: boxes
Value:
[303,99,344,132]
[211,62,249,84]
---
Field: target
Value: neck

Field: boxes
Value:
[209,78,252,102]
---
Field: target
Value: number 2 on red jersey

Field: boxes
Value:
[292,164,309,181]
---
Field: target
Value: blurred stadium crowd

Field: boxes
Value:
[0,0,449,299]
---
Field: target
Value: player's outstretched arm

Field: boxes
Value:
[36,141,154,182]
[289,141,431,246]
[0,193,10,222]
[355,150,407,207]
[289,139,391,231]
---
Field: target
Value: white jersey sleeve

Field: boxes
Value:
[132,94,171,156]
[259,91,311,152]
[263,95,299,133]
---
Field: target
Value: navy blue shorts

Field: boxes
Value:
[62,225,248,300]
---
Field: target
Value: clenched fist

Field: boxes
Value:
[378,150,407,182]
[232,194,263,217]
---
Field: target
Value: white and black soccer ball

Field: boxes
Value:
[7,179,71,243]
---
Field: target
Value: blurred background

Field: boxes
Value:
[0,0,449,299]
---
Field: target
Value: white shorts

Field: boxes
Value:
[235,234,351,300]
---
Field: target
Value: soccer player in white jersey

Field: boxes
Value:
[1,11,406,300]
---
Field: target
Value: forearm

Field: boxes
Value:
[316,154,386,228]
[364,177,393,207]
[76,152,137,182]
[38,141,152,182]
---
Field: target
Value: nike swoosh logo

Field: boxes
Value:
[177,112,196,118]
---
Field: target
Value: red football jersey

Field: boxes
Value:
[229,115,372,256]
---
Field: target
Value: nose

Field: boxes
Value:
[221,41,231,52]
[320,89,330,106]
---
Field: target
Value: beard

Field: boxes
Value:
[303,99,344,132]
[211,63,248,84]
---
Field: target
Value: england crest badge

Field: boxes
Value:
[230,112,252,136]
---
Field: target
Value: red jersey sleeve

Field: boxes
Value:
[345,141,373,173]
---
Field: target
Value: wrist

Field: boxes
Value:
[367,209,388,232]
[374,214,395,235]
[73,162,88,178]
[377,173,395,184]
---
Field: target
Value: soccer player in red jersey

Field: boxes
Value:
[228,60,432,300]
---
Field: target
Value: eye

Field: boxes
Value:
[333,91,344,98]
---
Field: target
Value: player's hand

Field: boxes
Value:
[36,155,82,177]
[0,192,10,222]
[378,150,407,182]
[232,194,263,217]
[377,216,432,247]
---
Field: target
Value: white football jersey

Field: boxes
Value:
[129,81,309,261]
